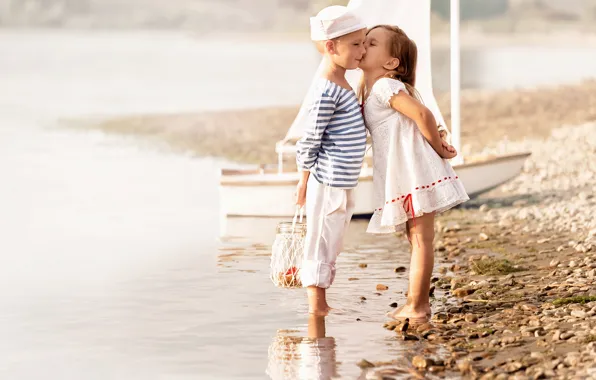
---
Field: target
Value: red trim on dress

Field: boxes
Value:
[374,176,460,212]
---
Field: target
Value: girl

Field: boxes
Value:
[358,25,469,322]
[295,6,368,316]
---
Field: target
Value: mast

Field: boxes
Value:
[450,0,463,164]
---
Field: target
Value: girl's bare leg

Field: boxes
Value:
[388,212,435,322]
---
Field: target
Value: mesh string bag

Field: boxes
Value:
[270,207,306,288]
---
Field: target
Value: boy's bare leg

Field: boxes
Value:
[307,286,331,316]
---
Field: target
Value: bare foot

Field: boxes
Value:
[387,304,431,324]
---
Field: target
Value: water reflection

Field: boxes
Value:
[266,315,338,380]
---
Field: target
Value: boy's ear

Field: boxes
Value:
[325,40,336,55]
[383,57,400,71]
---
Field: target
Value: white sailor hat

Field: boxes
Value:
[310,5,366,41]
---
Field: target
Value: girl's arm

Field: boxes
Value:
[388,92,457,159]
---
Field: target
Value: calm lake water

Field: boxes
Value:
[1,30,595,379]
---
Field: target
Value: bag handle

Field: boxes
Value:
[291,206,304,232]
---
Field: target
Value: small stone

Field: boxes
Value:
[501,336,516,345]
[377,368,402,376]
[552,330,561,341]
[428,366,445,373]
[549,259,560,268]
[443,222,461,233]
[360,296,367,301]
[547,359,561,370]
[384,321,400,331]
[356,318,361,321]
[412,355,434,369]
[530,352,544,360]
[532,369,546,379]
[416,323,434,333]
[402,334,419,341]
[578,192,593,201]
[457,360,472,374]
[376,284,389,291]
[513,199,528,207]
[468,333,479,339]
[429,285,435,297]
[536,339,549,347]
[358,263,368,268]
[389,302,398,308]
[348,277,360,281]
[478,232,489,241]
[453,288,475,297]
[503,361,524,373]
[569,261,577,268]
[521,304,538,312]
[570,310,587,318]
[560,332,575,340]
[563,353,580,367]
[357,359,375,369]
[479,204,490,212]
[394,266,407,273]
[465,314,478,323]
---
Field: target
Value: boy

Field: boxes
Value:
[295,6,367,315]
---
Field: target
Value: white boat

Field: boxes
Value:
[219,0,531,218]
[220,152,530,217]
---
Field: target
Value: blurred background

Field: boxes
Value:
[2,0,596,33]
[1,1,595,379]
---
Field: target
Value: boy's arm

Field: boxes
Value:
[296,93,334,171]
[388,92,457,159]
[295,92,335,206]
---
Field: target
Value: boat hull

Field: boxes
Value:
[219,153,531,217]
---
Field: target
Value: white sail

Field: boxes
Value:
[285,0,446,141]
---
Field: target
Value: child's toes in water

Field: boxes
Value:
[387,304,431,324]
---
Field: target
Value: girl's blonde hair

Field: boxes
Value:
[359,25,422,104]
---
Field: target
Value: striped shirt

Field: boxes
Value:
[296,79,367,189]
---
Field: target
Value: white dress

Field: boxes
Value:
[364,78,469,234]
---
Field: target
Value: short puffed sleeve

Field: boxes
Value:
[373,78,408,108]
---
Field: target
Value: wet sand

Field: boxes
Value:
[83,80,596,164]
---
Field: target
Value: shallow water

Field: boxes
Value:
[1,30,594,379]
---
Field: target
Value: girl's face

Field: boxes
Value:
[359,27,394,72]
[329,29,367,70]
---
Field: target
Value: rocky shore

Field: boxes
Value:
[87,80,596,165]
[360,122,596,379]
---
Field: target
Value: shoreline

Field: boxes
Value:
[78,80,596,165]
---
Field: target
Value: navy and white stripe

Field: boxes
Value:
[296,79,367,188]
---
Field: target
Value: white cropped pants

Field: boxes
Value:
[301,175,355,289]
